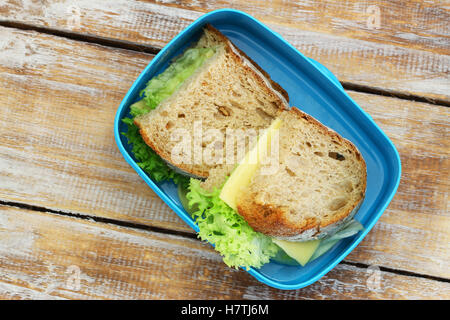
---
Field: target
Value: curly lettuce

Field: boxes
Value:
[122,113,187,185]
[186,179,279,270]
[141,47,215,109]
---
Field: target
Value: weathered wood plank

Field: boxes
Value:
[1,205,448,299]
[0,27,448,279]
[0,0,448,101]
[345,90,450,277]
[0,27,181,230]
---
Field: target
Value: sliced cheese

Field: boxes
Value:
[219,118,282,211]
[272,239,321,266]
[219,117,321,267]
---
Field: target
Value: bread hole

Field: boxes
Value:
[255,98,266,107]
[216,105,232,116]
[255,107,274,121]
[177,113,185,118]
[285,167,296,177]
[229,99,244,109]
[165,121,174,130]
[243,120,253,127]
[270,101,279,109]
[328,197,348,211]
[337,180,354,193]
[328,151,345,161]
[262,208,273,218]
[306,142,312,147]
[292,144,304,154]
[344,180,354,193]
[314,151,324,157]
[231,90,241,97]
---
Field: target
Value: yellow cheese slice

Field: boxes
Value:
[272,239,321,266]
[219,118,282,211]
[219,117,320,267]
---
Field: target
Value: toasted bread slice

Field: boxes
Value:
[236,108,367,241]
[134,25,289,181]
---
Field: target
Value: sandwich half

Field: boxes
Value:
[134,24,289,183]
[225,108,366,241]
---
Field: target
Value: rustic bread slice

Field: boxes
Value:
[134,25,289,181]
[236,108,367,241]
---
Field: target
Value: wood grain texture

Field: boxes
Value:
[1,205,449,300]
[344,93,450,277]
[0,0,449,101]
[0,27,182,230]
[0,27,448,281]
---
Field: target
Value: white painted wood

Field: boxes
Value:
[1,205,449,299]
[0,0,449,101]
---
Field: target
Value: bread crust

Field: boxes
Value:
[134,118,209,179]
[236,107,367,241]
[204,24,290,105]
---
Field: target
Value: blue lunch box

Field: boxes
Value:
[114,9,401,290]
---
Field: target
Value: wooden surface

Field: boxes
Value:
[1,0,449,103]
[0,0,449,299]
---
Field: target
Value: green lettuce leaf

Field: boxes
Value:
[186,179,279,270]
[121,47,215,184]
[140,47,215,109]
[121,115,188,185]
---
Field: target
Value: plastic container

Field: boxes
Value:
[114,9,401,290]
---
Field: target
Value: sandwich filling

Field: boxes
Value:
[122,46,216,185]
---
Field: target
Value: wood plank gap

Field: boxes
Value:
[0,200,198,241]
[341,261,450,284]
[2,199,449,285]
[0,19,448,108]
[0,19,161,55]
[341,82,450,107]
